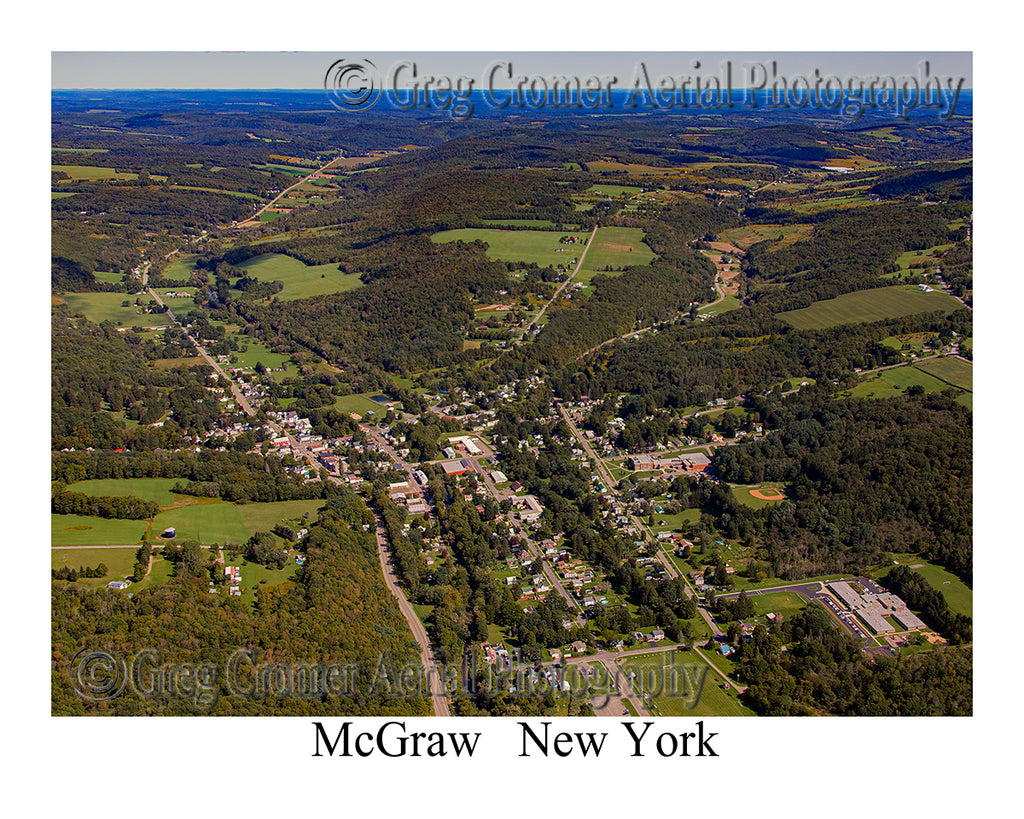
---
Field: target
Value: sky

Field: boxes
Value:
[51,51,972,90]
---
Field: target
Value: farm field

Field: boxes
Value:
[61,292,171,328]
[431,228,590,267]
[51,514,150,546]
[52,547,141,587]
[67,478,182,506]
[584,183,644,198]
[846,360,971,408]
[235,253,364,300]
[915,356,972,392]
[578,227,656,278]
[53,164,138,182]
[776,286,962,330]
[718,223,813,250]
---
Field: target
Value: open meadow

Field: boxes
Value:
[236,253,364,300]
[431,228,590,268]
[776,286,962,330]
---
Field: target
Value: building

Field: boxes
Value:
[440,459,467,476]
[681,453,711,472]
[516,495,544,523]
[107,580,130,590]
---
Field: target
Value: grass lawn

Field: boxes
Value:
[617,651,754,716]
[333,392,393,418]
[236,253,364,300]
[411,603,435,627]
[51,515,149,546]
[699,295,741,317]
[431,228,590,268]
[67,477,183,507]
[52,547,139,585]
[61,292,171,328]
[777,286,962,330]
[150,503,251,547]
[748,591,809,620]
[869,554,972,618]
[578,227,656,277]
[236,499,324,533]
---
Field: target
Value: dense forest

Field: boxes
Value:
[52,491,429,716]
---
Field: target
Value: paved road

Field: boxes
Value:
[138,279,453,716]
[375,525,452,717]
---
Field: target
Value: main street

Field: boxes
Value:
[141,277,452,716]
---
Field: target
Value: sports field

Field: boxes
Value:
[431,228,590,267]
[776,286,962,330]
[236,253,364,300]
[731,484,789,509]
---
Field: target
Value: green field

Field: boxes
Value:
[236,499,324,533]
[730,484,790,510]
[67,478,183,506]
[914,356,972,391]
[480,219,560,228]
[150,503,251,546]
[61,292,171,328]
[578,227,656,277]
[616,651,754,717]
[585,184,643,198]
[333,392,393,418]
[846,360,971,408]
[748,591,809,621]
[52,547,141,586]
[53,164,139,182]
[51,515,150,546]
[236,254,364,300]
[776,286,962,330]
[870,555,972,618]
[431,228,590,268]
[699,295,741,317]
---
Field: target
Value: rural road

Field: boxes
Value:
[522,224,598,338]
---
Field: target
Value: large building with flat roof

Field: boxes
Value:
[827,580,924,635]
